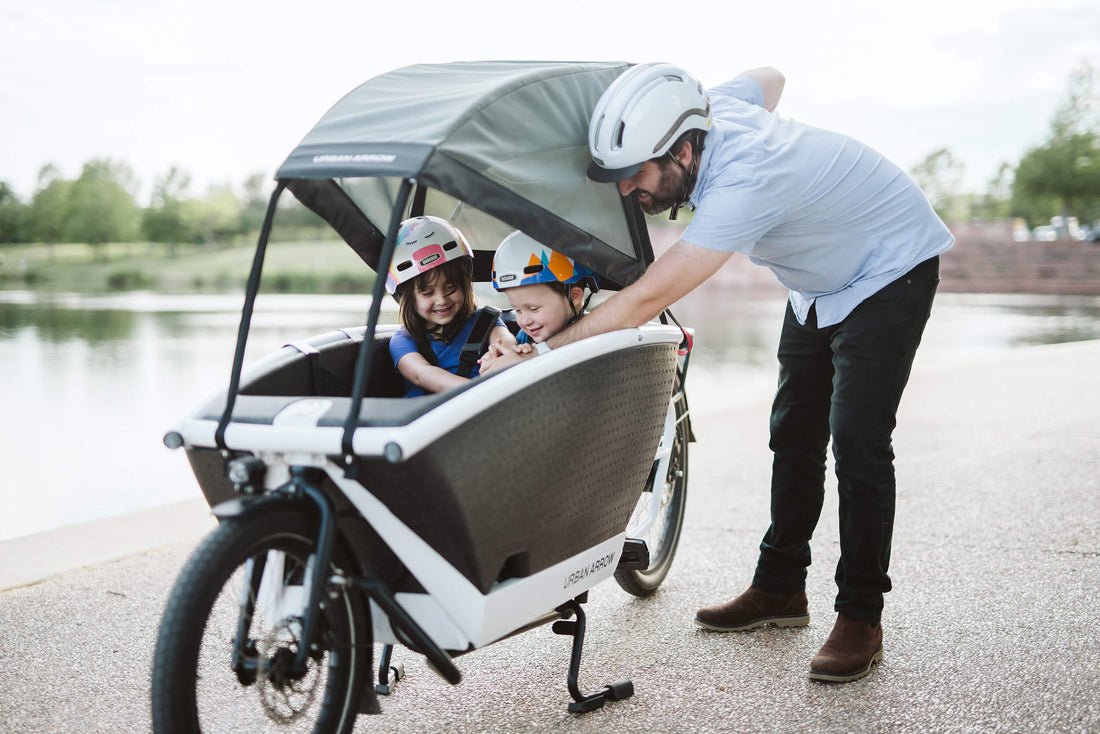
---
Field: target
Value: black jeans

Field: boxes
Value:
[752,256,940,624]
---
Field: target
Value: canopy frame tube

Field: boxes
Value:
[340,177,414,472]
[216,182,287,451]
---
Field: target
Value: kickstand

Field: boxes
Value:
[375,643,405,695]
[552,594,634,713]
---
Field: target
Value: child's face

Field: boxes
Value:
[413,272,465,330]
[505,283,575,343]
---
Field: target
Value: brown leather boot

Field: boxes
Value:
[694,586,809,631]
[808,612,884,682]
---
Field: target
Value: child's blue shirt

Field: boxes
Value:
[389,307,505,397]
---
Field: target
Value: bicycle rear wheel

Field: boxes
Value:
[151,507,370,734]
[615,398,689,597]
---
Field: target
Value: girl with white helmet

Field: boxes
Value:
[480,230,600,370]
[386,216,514,396]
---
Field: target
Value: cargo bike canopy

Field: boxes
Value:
[218,60,664,462]
[278,60,654,287]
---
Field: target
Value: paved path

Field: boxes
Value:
[1,340,1098,733]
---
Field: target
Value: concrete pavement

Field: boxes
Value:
[1,340,1098,733]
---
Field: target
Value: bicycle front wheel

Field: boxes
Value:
[151,507,370,734]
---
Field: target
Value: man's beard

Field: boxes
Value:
[636,160,688,216]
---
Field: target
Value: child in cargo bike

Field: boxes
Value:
[387,216,514,396]
[480,231,600,372]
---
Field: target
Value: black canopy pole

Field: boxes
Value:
[215,182,287,451]
[340,177,414,472]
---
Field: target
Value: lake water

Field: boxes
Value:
[3,288,1099,542]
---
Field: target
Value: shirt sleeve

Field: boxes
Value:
[389,328,418,366]
[710,76,765,107]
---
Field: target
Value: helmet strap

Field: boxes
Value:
[580,291,595,314]
[567,286,593,318]
[665,141,700,221]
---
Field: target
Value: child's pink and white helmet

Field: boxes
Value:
[385,216,474,295]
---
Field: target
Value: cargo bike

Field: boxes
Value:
[151,61,695,733]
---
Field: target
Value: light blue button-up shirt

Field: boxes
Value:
[681,77,954,327]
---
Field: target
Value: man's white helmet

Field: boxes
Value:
[587,62,711,183]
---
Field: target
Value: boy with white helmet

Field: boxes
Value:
[480,231,599,371]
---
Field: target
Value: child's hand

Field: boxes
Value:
[478,337,510,373]
[478,345,499,373]
[480,337,534,374]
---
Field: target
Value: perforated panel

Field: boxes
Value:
[353,343,678,593]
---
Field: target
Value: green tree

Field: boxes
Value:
[183,185,242,246]
[1012,60,1100,232]
[143,166,193,256]
[1052,60,1098,138]
[971,162,1014,221]
[28,164,72,258]
[241,172,270,233]
[0,181,28,243]
[1013,134,1100,230]
[909,147,967,222]
[63,159,139,259]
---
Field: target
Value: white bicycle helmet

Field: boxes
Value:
[492,231,600,293]
[384,215,474,295]
[587,62,711,183]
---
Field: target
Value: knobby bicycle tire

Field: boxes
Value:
[151,508,370,734]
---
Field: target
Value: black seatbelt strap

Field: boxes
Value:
[415,306,501,379]
[457,306,500,378]
[416,338,438,367]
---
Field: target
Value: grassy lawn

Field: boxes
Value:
[0,238,376,294]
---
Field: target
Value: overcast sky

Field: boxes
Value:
[1,0,1097,204]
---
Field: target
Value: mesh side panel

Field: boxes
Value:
[353,343,677,593]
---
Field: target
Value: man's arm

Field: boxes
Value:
[546,240,733,348]
[738,66,785,111]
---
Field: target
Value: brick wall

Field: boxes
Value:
[940,224,1100,295]
[648,223,1100,296]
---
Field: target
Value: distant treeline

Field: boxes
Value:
[865,61,1100,231]
[1,62,1098,248]
[0,162,331,251]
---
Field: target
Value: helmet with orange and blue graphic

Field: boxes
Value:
[385,216,474,295]
[491,231,600,293]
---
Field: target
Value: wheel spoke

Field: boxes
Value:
[151,509,369,734]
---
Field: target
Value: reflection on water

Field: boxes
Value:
[921,293,1100,352]
[0,299,138,343]
[1,289,1099,541]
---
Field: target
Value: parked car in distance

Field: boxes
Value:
[1032,225,1058,241]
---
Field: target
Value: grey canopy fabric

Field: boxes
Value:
[276,61,653,288]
